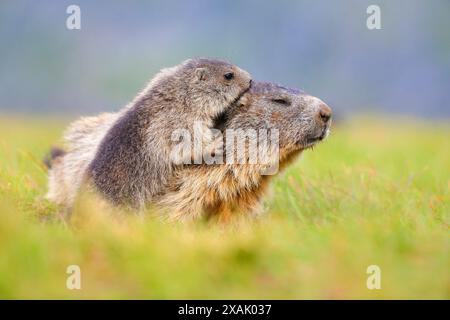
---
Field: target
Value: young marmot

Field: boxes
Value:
[156,81,332,221]
[46,58,252,208]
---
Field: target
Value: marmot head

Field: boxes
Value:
[182,58,252,118]
[216,81,332,163]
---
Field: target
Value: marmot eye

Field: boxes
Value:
[224,72,234,80]
[272,98,289,105]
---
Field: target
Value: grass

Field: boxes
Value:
[0,115,448,299]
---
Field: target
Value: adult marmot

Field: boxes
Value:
[156,81,332,221]
[46,58,252,208]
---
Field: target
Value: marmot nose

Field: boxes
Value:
[317,103,332,124]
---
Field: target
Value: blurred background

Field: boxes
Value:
[0,0,449,118]
[0,1,449,299]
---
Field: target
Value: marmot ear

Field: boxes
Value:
[194,67,207,81]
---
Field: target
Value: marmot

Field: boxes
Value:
[156,81,332,222]
[46,58,252,208]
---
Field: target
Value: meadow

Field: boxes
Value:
[0,116,448,299]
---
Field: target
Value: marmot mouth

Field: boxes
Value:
[299,128,329,149]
